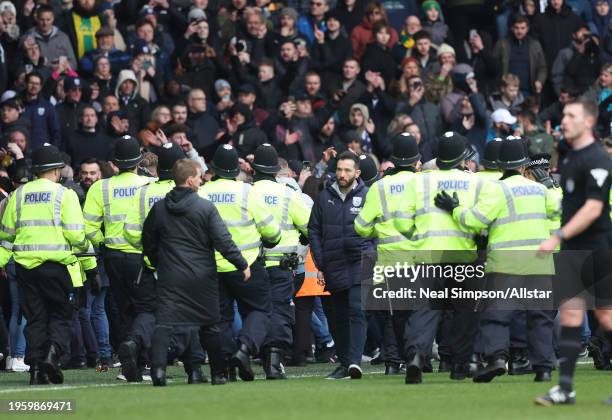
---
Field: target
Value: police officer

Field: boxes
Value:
[358,154,380,187]
[0,144,94,385]
[478,138,503,181]
[355,133,421,375]
[394,131,486,384]
[251,144,310,380]
[124,142,186,255]
[83,135,153,382]
[199,144,282,381]
[524,153,563,238]
[435,137,558,383]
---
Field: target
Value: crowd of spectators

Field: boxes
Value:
[0,0,611,371]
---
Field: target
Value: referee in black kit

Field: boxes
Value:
[535,99,612,406]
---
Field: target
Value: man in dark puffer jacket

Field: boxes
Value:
[308,151,373,380]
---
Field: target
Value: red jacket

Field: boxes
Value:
[350,18,399,59]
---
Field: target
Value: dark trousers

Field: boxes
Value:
[151,324,225,376]
[104,251,156,357]
[263,267,294,351]
[401,309,478,365]
[480,309,555,371]
[292,273,313,361]
[16,262,74,365]
[69,307,98,364]
[510,310,527,349]
[371,310,402,365]
[219,260,271,357]
[330,284,367,367]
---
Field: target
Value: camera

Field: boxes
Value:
[142,60,153,70]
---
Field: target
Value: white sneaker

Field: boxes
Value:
[10,357,30,372]
[4,356,12,370]
[116,373,127,381]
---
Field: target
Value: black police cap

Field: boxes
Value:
[359,154,380,187]
[390,132,420,167]
[252,143,280,174]
[436,131,469,170]
[481,138,503,170]
[113,135,144,169]
[497,137,530,170]
[31,143,65,173]
[157,142,186,180]
[210,144,239,179]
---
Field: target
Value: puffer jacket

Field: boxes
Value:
[308,178,374,292]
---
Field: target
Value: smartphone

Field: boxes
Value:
[302,161,311,171]
[469,29,478,39]
[59,55,68,69]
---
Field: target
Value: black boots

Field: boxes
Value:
[450,363,470,380]
[384,362,405,375]
[41,344,63,384]
[231,343,254,381]
[405,354,423,384]
[152,367,166,387]
[118,340,142,382]
[29,362,50,385]
[534,371,552,382]
[264,347,286,380]
[508,348,532,375]
[187,367,209,384]
[473,358,507,383]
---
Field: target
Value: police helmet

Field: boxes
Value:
[497,136,530,170]
[359,154,380,187]
[389,132,420,167]
[210,144,239,179]
[113,135,143,169]
[31,143,65,173]
[436,131,469,170]
[481,138,503,170]
[252,143,280,174]
[157,142,186,180]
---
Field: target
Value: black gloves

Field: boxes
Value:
[299,233,309,246]
[434,191,460,213]
[86,269,102,296]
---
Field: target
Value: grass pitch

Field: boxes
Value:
[0,362,610,420]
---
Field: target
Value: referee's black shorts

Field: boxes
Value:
[554,232,612,309]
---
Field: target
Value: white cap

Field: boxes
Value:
[491,108,517,125]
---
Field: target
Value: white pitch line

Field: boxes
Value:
[0,371,387,394]
[0,363,599,394]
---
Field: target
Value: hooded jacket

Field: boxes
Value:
[115,69,150,134]
[142,187,247,326]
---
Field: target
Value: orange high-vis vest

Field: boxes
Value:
[296,250,330,297]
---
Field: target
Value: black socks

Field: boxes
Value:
[557,326,582,393]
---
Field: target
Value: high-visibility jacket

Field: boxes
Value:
[251,179,310,268]
[355,170,417,251]
[199,178,282,272]
[453,174,557,274]
[124,179,175,268]
[476,170,502,182]
[296,250,330,297]
[396,169,486,263]
[0,178,93,284]
[83,171,151,253]
[547,186,562,236]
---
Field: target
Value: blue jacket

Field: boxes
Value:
[308,178,374,292]
[23,96,61,150]
[80,48,131,76]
